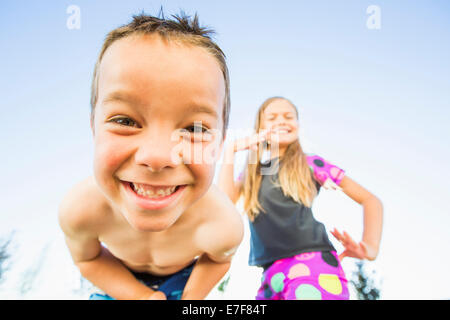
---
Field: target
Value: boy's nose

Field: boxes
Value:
[134,133,181,172]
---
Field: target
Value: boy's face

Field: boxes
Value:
[92,34,225,232]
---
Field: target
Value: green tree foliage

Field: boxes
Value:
[19,242,51,296]
[350,260,381,300]
[217,275,230,293]
[0,233,14,285]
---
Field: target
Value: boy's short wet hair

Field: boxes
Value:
[90,11,230,135]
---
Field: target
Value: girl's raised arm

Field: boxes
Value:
[217,131,269,203]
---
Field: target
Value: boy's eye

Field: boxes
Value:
[183,124,212,142]
[186,124,208,133]
[108,117,138,127]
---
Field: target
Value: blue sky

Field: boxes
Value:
[0,0,449,299]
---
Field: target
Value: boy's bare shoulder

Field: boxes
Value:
[196,184,242,222]
[192,184,244,258]
[58,176,111,236]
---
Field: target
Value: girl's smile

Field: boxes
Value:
[270,125,293,135]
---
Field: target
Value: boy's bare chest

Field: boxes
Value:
[98,223,203,275]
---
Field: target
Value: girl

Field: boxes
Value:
[218,97,383,300]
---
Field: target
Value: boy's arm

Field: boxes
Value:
[181,252,233,300]
[58,183,161,300]
[181,192,244,300]
[73,244,161,300]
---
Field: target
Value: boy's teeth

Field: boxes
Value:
[132,183,177,198]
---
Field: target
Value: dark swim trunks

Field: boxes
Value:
[89,260,196,300]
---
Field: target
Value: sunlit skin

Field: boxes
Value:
[219,98,383,261]
[59,34,243,300]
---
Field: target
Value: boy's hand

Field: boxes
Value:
[331,228,378,261]
[145,291,167,300]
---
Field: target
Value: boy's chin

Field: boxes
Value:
[125,212,180,232]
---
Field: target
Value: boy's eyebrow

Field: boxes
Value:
[102,91,142,106]
[102,91,218,118]
[185,105,218,119]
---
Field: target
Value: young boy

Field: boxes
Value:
[58,12,243,300]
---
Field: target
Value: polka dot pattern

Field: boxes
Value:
[313,159,325,167]
[321,251,339,267]
[306,154,345,186]
[288,263,310,279]
[295,284,322,300]
[270,272,285,293]
[263,284,272,299]
[318,274,343,295]
[295,252,315,261]
[255,251,349,300]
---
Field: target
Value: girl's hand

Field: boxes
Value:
[232,130,270,153]
[331,228,378,261]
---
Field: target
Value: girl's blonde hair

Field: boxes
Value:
[240,97,318,221]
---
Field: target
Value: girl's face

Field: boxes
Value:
[260,99,299,152]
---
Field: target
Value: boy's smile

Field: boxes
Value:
[91,34,225,232]
[121,181,187,211]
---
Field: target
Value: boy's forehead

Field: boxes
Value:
[97,34,225,114]
[98,34,223,89]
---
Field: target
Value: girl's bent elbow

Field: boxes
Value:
[374,196,383,211]
[365,194,383,210]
